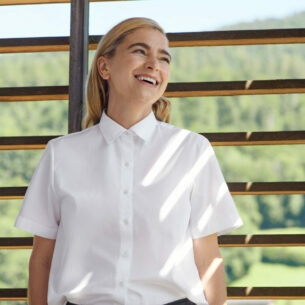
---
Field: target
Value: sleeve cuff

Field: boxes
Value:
[15,216,58,239]
[191,218,243,239]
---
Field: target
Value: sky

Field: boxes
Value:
[1,0,305,38]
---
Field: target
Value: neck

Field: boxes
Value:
[106,101,152,129]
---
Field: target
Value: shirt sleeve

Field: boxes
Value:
[15,141,60,239]
[189,139,243,239]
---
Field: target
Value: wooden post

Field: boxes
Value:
[68,0,89,133]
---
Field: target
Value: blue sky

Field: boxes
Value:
[1,0,305,38]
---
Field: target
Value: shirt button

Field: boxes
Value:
[122,251,129,258]
[123,219,129,226]
[124,162,129,167]
[123,190,128,195]
[119,281,124,287]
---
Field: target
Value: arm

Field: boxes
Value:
[193,233,227,305]
[28,235,56,305]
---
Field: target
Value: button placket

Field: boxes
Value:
[116,131,134,298]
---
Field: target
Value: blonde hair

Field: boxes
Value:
[84,17,171,128]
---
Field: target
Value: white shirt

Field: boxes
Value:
[15,111,242,305]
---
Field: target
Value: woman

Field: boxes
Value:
[15,17,242,305]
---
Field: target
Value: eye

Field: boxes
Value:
[160,56,171,64]
[133,48,146,55]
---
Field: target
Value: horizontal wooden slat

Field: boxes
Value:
[0,288,27,301]
[227,287,305,300]
[0,86,68,101]
[0,0,115,5]
[0,187,25,200]
[165,79,305,97]
[0,0,68,4]
[228,182,305,195]
[2,182,304,200]
[0,287,305,301]
[1,29,305,53]
[167,28,305,47]
[1,235,305,250]
[0,237,33,249]
[0,136,59,150]
[1,79,305,102]
[0,37,70,53]
[1,131,304,151]
[204,131,305,146]
[92,29,305,49]
[219,234,305,247]
[1,287,304,301]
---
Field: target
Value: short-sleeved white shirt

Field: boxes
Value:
[15,111,242,305]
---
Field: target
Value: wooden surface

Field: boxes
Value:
[0,286,305,301]
[1,182,305,200]
[1,235,305,250]
[1,79,305,102]
[1,131,305,151]
[1,29,305,53]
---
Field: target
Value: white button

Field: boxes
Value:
[124,162,129,167]
[119,281,124,287]
[122,251,129,258]
[123,190,128,195]
[123,219,129,225]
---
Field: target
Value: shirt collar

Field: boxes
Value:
[99,111,157,144]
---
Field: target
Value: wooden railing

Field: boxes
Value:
[1,0,305,302]
[0,233,305,301]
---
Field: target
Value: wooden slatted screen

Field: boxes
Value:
[0,0,305,302]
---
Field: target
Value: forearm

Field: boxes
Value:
[28,236,55,305]
[202,256,227,305]
[28,257,51,305]
[193,234,227,305]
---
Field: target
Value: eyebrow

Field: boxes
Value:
[127,42,172,60]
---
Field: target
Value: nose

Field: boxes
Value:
[145,55,159,71]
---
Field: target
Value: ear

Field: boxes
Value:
[97,56,110,80]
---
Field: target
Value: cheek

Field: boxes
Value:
[162,66,171,83]
[166,67,171,79]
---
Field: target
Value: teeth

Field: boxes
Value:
[137,75,157,85]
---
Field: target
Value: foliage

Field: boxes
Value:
[230,261,305,288]
[221,247,262,283]
[262,247,305,266]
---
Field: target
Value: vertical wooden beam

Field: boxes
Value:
[68,0,89,133]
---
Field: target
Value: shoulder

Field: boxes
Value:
[47,125,100,151]
[157,121,211,149]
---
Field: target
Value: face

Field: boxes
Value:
[97,27,171,110]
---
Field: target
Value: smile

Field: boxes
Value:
[135,75,159,86]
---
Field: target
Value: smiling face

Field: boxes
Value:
[97,27,171,113]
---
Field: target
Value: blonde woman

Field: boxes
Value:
[16,17,242,305]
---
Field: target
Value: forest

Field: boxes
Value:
[1,11,305,305]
